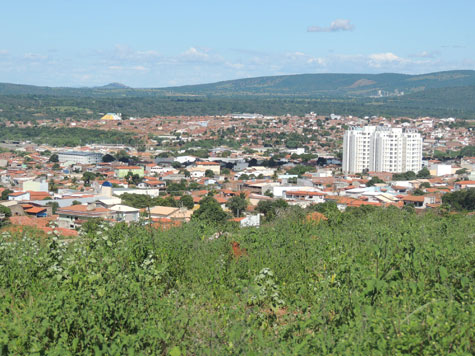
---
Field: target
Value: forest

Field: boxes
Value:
[0,206,473,355]
[0,126,141,147]
[1,86,475,124]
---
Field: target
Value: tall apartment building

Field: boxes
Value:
[343,126,422,174]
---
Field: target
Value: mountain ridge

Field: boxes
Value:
[0,70,474,98]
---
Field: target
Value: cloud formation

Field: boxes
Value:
[308,19,355,33]
[0,45,470,87]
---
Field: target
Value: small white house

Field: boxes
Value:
[8,191,31,201]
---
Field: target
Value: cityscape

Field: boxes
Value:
[0,1,474,354]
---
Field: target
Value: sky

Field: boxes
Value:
[0,0,474,87]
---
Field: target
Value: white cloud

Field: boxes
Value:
[308,19,355,33]
[23,53,47,60]
[368,52,404,67]
[132,65,148,71]
[409,50,439,59]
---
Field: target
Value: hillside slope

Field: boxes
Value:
[1,70,474,98]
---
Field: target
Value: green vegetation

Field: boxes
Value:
[434,146,475,160]
[119,193,178,209]
[366,176,385,186]
[225,193,248,217]
[256,199,289,221]
[0,126,140,147]
[2,87,475,122]
[0,207,473,354]
[0,206,11,227]
[442,188,475,212]
[287,164,315,177]
[192,196,229,223]
[1,71,475,121]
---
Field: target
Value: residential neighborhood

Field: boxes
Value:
[1,112,473,236]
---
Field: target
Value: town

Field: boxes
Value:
[1,111,473,236]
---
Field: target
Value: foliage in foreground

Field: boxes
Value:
[0,208,474,355]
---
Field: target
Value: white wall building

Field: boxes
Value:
[343,126,422,174]
[58,151,103,165]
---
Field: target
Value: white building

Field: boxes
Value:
[58,151,103,165]
[343,126,422,174]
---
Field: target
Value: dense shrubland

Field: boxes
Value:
[0,207,474,355]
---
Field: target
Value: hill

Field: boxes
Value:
[1,70,475,98]
[1,71,475,120]
[163,70,475,97]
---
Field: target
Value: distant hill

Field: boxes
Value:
[162,70,475,97]
[96,82,130,89]
[1,71,475,120]
[1,70,475,98]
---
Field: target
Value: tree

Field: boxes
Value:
[417,167,431,179]
[72,200,82,205]
[1,189,13,200]
[256,199,288,221]
[192,196,228,224]
[46,201,59,214]
[52,163,61,170]
[48,154,59,163]
[125,172,143,186]
[0,205,11,227]
[48,179,58,193]
[102,154,116,163]
[179,195,194,210]
[413,188,425,196]
[420,182,431,189]
[442,188,475,211]
[82,172,96,186]
[226,193,248,217]
[309,201,340,216]
[116,150,130,163]
[205,169,214,178]
[367,177,385,187]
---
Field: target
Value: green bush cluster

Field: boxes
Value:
[0,208,473,355]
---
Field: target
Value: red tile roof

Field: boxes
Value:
[25,207,47,214]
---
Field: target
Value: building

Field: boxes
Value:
[343,126,422,174]
[58,151,103,165]
[109,205,140,223]
[284,190,325,205]
[8,191,30,201]
[149,206,192,222]
[57,203,111,229]
[100,113,122,121]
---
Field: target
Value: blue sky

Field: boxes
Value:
[1,0,474,87]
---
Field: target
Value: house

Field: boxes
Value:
[57,203,111,229]
[230,214,260,227]
[284,190,325,206]
[454,181,475,191]
[402,195,435,209]
[109,205,140,223]
[149,206,192,222]
[8,191,30,201]
[137,180,166,189]
[193,161,221,175]
[23,206,48,218]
